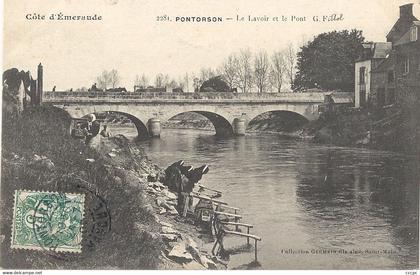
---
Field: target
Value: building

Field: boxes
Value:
[392,20,420,104]
[355,3,419,109]
[354,42,392,108]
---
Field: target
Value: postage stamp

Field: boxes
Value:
[11,190,85,253]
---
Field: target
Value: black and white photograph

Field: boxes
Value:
[1,0,419,273]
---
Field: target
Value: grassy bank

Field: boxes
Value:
[1,105,163,269]
[302,106,420,154]
[1,103,226,270]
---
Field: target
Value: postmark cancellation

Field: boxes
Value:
[11,190,85,253]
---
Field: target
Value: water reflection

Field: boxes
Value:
[119,127,418,269]
[295,148,418,269]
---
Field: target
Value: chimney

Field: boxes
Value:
[400,3,413,19]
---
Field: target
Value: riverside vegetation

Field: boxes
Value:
[165,105,420,155]
[1,86,223,269]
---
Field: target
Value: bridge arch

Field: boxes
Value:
[165,111,234,137]
[245,104,319,124]
[58,105,150,139]
[246,109,310,133]
[92,111,149,139]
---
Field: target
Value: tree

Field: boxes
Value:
[293,29,365,92]
[96,70,111,90]
[200,76,231,93]
[220,53,239,90]
[154,73,164,87]
[167,79,178,89]
[270,51,286,92]
[237,49,253,93]
[76,87,88,92]
[162,74,170,87]
[109,69,120,89]
[183,73,190,92]
[177,76,185,91]
[285,43,296,87]
[134,74,149,88]
[96,69,120,90]
[254,50,270,93]
[199,67,216,83]
[192,77,202,93]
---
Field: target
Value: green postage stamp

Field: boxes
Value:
[11,190,85,253]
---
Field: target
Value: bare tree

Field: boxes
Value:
[162,74,170,87]
[76,87,88,92]
[167,79,178,89]
[220,53,239,90]
[134,74,149,88]
[192,76,202,93]
[254,50,270,93]
[134,75,141,87]
[183,72,190,92]
[154,73,164,87]
[198,67,216,85]
[177,76,185,90]
[237,49,253,93]
[96,70,112,90]
[109,69,120,89]
[270,51,286,92]
[285,43,297,87]
[155,73,170,88]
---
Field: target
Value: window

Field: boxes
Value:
[403,57,410,74]
[410,26,418,42]
[359,67,366,84]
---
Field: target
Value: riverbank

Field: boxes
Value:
[162,107,419,155]
[301,106,420,154]
[0,105,224,269]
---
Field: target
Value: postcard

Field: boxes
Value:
[1,0,419,272]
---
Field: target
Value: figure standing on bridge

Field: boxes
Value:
[90,83,99,92]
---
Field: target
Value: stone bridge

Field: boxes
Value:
[43,91,353,138]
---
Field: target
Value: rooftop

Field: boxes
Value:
[394,21,420,46]
[357,42,392,61]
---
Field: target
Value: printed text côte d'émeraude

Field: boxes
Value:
[26,13,102,21]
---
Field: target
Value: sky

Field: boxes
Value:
[3,0,419,91]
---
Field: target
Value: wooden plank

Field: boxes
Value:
[223,230,262,241]
[255,239,258,261]
[190,193,228,205]
[219,221,253,228]
[214,211,242,218]
[198,184,223,194]
[215,204,240,211]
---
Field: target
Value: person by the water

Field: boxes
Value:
[100,125,112,138]
[84,114,100,145]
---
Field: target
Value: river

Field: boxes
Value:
[115,126,419,270]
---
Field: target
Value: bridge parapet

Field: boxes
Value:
[44,91,353,103]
